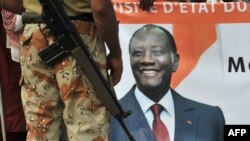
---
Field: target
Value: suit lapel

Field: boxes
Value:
[122,87,200,141]
[122,86,156,141]
[172,90,199,141]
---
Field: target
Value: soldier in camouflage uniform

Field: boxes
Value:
[0,0,123,141]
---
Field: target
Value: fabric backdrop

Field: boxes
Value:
[112,1,250,124]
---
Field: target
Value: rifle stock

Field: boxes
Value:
[38,0,135,141]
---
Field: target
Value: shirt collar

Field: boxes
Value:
[135,87,175,117]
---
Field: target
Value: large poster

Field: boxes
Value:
[112,1,250,124]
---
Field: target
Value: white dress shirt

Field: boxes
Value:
[135,87,175,141]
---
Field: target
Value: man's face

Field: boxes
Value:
[129,30,178,92]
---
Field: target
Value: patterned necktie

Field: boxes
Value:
[151,104,170,141]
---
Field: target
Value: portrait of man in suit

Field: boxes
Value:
[109,24,225,141]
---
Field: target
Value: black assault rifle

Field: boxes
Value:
[37,0,135,140]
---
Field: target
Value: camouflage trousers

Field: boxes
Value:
[20,22,110,141]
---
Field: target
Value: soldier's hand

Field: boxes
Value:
[139,0,155,11]
[106,52,123,86]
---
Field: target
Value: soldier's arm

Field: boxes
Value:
[0,0,24,14]
[139,0,155,11]
[91,0,123,85]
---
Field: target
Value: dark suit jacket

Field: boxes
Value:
[109,85,225,141]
